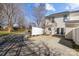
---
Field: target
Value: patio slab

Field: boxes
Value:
[28,35,79,56]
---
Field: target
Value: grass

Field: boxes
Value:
[0,31,25,36]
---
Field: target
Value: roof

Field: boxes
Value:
[45,10,79,18]
[65,20,79,23]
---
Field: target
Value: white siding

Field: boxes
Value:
[54,17,65,28]
[69,12,79,20]
[44,27,51,35]
[51,27,56,35]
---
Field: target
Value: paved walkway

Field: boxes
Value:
[29,35,79,56]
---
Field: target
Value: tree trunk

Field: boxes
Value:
[8,26,13,32]
[7,18,13,32]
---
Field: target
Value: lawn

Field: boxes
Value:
[0,31,25,36]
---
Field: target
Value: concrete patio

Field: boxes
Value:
[28,35,79,56]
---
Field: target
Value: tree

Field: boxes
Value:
[13,8,25,29]
[2,3,24,32]
[2,4,16,32]
[18,14,25,29]
[0,4,5,27]
[32,4,46,27]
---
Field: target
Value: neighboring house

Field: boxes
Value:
[44,10,79,39]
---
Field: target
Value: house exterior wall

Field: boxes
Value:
[44,18,56,35]
[45,16,66,35]
[69,12,79,20]
[54,16,66,35]
[66,23,79,27]
[65,12,79,39]
[54,17,65,28]
[45,11,79,40]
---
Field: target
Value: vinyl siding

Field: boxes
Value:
[69,12,79,20]
[54,17,65,28]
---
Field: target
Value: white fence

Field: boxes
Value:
[65,28,74,40]
[32,27,44,35]
[73,28,79,45]
[65,27,79,45]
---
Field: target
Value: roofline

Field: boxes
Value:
[45,10,79,18]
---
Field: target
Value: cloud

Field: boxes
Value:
[45,4,56,11]
[65,3,79,10]
[69,3,79,9]
[65,6,70,10]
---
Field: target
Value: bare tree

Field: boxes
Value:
[0,4,5,27]
[2,4,16,32]
[32,4,46,27]
[2,3,24,32]
[18,14,25,29]
[13,9,25,29]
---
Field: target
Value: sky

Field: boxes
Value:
[20,3,79,23]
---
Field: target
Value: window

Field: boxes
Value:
[57,28,60,34]
[63,15,67,22]
[52,17,54,22]
[56,28,65,35]
[61,28,64,35]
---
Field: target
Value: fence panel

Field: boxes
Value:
[32,27,44,35]
[73,28,79,45]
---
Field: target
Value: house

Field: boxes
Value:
[31,10,79,45]
[44,10,79,39]
[44,11,68,36]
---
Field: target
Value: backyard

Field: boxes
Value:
[0,3,79,56]
[28,35,79,56]
[0,32,79,56]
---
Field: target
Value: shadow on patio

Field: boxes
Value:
[58,36,73,48]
